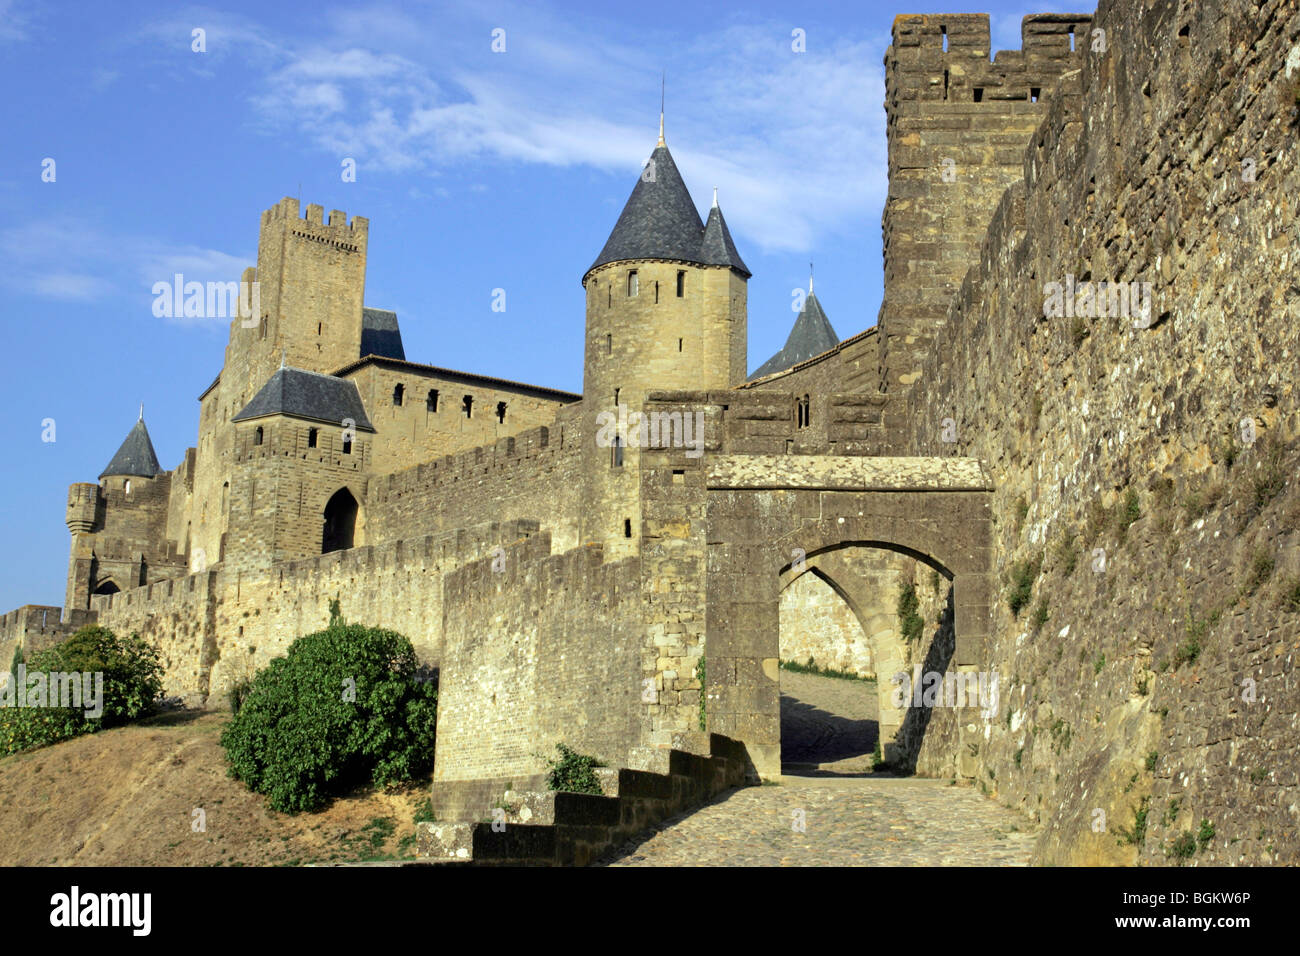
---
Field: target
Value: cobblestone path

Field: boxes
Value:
[599,672,1037,866]
[598,775,1038,866]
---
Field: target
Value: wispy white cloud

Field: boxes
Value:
[0,217,252,323]
[0,0,30,43]
[125,1,893,256]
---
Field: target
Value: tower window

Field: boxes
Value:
[941,25,948,52]
[496,401,507,423]
[624,518,632,538]
[676,271,685,297]
[318,322,322,335]
[678,338,683,352]
[797,395,810,429]
[614,387,620,406]
[612,436,623,468]
[627,270,638,296]
[427,389,438,412]
[254,426,264,446]
[342,436,352,455]
[308,428,318,448]
[1031,87,1040,102]
[462,395,473,418]
[973,87,984,102]
[608,287,611,308]
[655,280,659,304]
[393,383,404,406]
[606,333,612,355]
[124,480,131,494]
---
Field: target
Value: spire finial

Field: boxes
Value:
[138,402,144,422]
[658,73,665,146]
[712,186,718,208]
[280,348,286,369]
[809,261,814,294]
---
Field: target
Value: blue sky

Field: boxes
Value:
[0,0,1053,610]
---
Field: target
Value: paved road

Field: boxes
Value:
[599,672,1037,866]
[598,775,1036,866]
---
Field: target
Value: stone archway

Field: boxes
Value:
[701,456,993,779]
[322,487,362,554]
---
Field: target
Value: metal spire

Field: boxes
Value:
[809,261,814,293]
[658,73,665,146]
[138,402,144,421]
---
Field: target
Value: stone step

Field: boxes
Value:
[500,789,621,827]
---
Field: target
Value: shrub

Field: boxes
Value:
[897,582,924,642]
[219,620,438,813]
[543,743,604,795]
[1168,832,1197,860]
[1115,488,1141,539]
[1007,554,1043,617]
[0,625,163,756]
[1031,598,1050,632]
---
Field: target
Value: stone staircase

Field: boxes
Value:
[416,733,750,865]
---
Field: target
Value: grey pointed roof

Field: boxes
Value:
[100,418,163,479]
[232,366,375,431]
[700,204,750,277]
[749,291,839,380]
[586,143,749,280]
[361,307,405,360]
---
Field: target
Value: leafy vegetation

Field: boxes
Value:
[219,615,438,813]
[542,743,604,795]
[0,625,163,756]
[696,656,706,731]
[1007,554,1043,618]
[779,658,874,683]
[897,582,924,642]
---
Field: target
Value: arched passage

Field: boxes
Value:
[777,546,958,772]
[322,487,361,554]
[93,580,120,596]
[701,483,991,780]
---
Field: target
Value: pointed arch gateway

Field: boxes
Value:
[322,487,362,554]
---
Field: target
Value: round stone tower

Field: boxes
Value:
[579,122,750,555]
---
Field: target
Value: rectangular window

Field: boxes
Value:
[627,270,638,296]
[676,271,685,296]
[606,333,612,355]
[308,428,318,448]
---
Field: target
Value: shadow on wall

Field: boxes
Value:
[892,588,956,775]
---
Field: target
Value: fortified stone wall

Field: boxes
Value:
[0,605,96,676]
[92,519,543,701]
[892,0,1300,864]
[363,408,586,554]
[879,11,1092,395]
[434,534,645,821]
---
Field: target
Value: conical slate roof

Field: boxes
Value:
[700,203,750,276]
[99,418,163,479]
[749,291,839,380]
[232,366,375,431]
[586,143,749,279]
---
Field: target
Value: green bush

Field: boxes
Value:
[0,625,163,756]
[1007,554,1043,617]
[897,582,924,642]
[219,620,438,813]
[543,743,604,795]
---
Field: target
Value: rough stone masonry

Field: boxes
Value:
[3,0,1296,865]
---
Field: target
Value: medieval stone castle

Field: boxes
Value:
[5,1,1298,864]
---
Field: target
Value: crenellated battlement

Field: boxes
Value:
[260,196,369,237]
